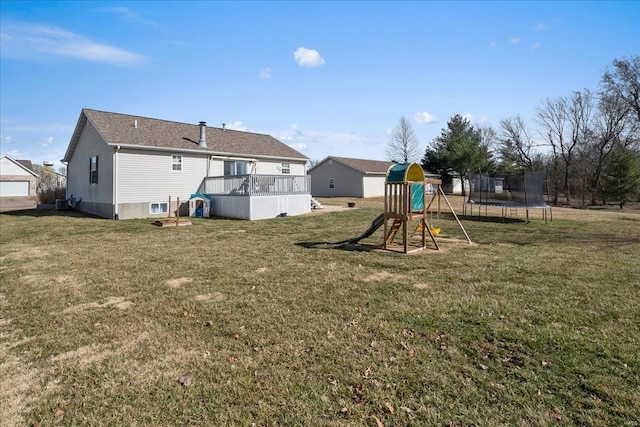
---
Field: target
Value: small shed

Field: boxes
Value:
[189,194,212,218]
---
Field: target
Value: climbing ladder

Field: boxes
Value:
[386,219,402,244]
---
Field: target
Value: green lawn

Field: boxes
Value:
[1,198,639,426]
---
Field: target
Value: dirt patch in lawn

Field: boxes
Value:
[62,296,134,314]
[166,277,193,288]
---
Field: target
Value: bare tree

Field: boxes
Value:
[536,90,595,204]
[602,56,640,122]
[535,96,567,204]
[497,115,543,172]
[387,116,421,163]
[585,90,640,204]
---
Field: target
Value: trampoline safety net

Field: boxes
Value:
[466,171,547,208]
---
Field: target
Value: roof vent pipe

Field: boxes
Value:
[222,123,226,131]
[198,121,207,147]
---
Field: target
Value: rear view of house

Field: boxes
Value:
[308,156,394,198]
[62,109,310,220]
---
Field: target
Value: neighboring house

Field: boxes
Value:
[0,155,39,211]
[308,156,395,198]
[62,109,310,220]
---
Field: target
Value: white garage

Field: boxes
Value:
[0,155,39,211]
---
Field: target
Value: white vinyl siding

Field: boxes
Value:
[0,157,34,176]
[66,122,113,204]
[207,159,306,176]
[116,149,207,203]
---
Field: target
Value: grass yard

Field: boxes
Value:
[1,197,639,426]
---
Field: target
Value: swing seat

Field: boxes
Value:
[430,227,441,235]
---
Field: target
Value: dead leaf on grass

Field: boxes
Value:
[413,283,430,289]
[371,414,384,427]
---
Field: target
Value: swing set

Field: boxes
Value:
[383,163,471,254]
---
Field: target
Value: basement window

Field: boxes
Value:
[328,178,335,189]
[150,202,168,215]
[172,155,182,171]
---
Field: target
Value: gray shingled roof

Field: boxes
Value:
[315,156,395,174]
[16,160,34,171]
[63,109,308,162]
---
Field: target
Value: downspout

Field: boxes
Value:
[114,146,119,219]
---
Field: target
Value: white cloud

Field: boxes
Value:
[277,124,385,162]
[533,23,549,31]
[259,67,273,79]
[294,47,325,68]
[39,136,54,147]
[414,112,438,124]
[463,113,474,123]
[287,142,307,152]
[0,22,145,66]
[530,42,541,50]
[509,37,521,44]
[1,135,12,144]
[100,7,158,27]
[225,121,247,131]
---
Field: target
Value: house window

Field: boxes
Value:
[328,178,335,189]
[281,162,290,174]
[149,202,168,215]
[224,160,248,176]
[172,155,182,171]
[89,156,98,184]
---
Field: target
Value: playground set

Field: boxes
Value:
[337,163,471,254]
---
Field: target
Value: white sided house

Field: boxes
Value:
[308,156,394,198]
[62,109,310,220]
[0,155,38,198]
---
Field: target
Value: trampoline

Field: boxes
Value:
[464,171,552,223]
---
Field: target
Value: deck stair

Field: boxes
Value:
[310,197,324,210]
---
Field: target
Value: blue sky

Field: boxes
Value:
[1,1,638,169]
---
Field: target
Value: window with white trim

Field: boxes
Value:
[224,160,248,176]
[281,162,290,174]
[150,202,168,214]
[328,178,335,189]
[172,155,182,171]
[89,156,98,184]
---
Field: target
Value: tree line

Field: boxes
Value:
[389,56,640,208]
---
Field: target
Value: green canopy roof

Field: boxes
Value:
[386,163,425,183]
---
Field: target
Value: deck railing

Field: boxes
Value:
[199,174,310,196]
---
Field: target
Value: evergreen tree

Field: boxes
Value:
[601,147,640,208]
[422,114,493,195]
